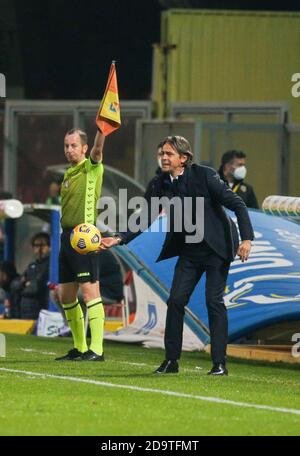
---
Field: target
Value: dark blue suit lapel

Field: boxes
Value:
[186,166,195,197]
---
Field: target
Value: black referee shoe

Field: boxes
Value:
[55,348,83,361]
[76,349,105,361]
[154,359,179,374]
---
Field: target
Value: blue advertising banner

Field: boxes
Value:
[124,211,300,342]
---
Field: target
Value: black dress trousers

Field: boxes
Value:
[164,245,230,365]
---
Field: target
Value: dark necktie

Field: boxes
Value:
[172,177,179,196]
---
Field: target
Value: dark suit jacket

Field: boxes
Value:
[120,164,254,262]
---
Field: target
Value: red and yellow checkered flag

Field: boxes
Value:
[96,61,121,136]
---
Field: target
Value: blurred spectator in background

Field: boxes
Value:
[218,150,259,209]
[45,180,61,206]
[14,232,50,319]
[0,260,20,318]
[0,287,5,317]
[155,141,164,176]
[145,142,164,198]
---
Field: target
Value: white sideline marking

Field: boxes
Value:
[1,367,300,417]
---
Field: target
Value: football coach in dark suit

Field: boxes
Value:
[102,136,254,376]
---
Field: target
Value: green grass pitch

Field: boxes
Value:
[0,334,300,436]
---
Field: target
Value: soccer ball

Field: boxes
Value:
[70,223,101,254]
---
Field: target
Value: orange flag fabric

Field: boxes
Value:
[96,62,121,136]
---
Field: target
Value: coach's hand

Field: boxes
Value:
[237,240,251,262]
[100,236,122,250]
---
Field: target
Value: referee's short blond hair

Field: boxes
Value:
[65,128,88,146]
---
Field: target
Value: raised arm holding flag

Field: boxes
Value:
[56,62,121,362]
[96,61,121,136]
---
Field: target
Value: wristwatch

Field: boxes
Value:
[114,235,123,245]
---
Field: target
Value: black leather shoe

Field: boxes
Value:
[76,349,105,361]
[55,348,83,361]
[154,360,179,374]
[207,363,228,376]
